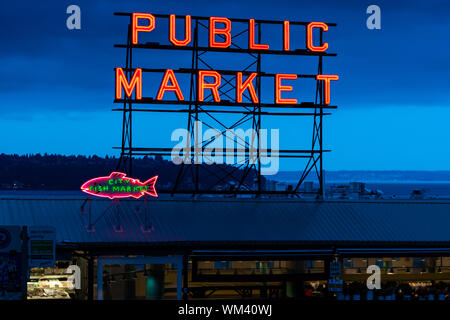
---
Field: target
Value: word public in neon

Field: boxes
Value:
[116,13,339,105]
[81,172,158,199]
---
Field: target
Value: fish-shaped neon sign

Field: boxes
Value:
[81,172,158,199]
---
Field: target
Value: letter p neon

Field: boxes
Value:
[132,13,155,44]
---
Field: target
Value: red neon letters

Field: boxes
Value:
[115,68,142,100]
[236,72,259,103]
[283,21,290,51]
[306,22,329,52]
[198,70,221,102]
[129,13,333,52]
[209,17,232,48]
[249,19,269,50]
[132,13,155,44]
[121,70,338,105]
[157,69,184,101]
[81,172,158,199]
[169,14,191,46]
[119,14,340,106]
[316,75,339,105]
[275,74,298,104]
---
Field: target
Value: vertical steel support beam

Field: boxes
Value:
[177,264,183,300]
[194,19,200,194]
[118,20,134,175]
[318,29,324,198]
[96,258,103,300]
[256,22,263,195]
[182,254,189,300]
[20,226,28,300]
[88,255,95,301]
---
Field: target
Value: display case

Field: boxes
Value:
[27,268,73,299]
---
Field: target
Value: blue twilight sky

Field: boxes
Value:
[0,0,449,170]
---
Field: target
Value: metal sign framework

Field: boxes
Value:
[113,13,338,198]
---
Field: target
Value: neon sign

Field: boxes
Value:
[115,14,339,105]
[80,172,158,199]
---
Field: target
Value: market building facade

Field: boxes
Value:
[1,196,449,300]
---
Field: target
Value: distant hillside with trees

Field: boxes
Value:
[0,154,261,191]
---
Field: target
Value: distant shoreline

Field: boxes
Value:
[268,170,450,184]
[270,180,450,184]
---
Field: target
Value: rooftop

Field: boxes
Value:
[0,196,449,248]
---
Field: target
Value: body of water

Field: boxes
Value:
[269,180,450,198]
[362,182,450,198]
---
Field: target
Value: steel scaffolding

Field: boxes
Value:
[113,13,338,198]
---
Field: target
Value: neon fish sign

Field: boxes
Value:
[81,172,158,199]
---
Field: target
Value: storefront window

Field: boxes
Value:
[214,261,231,269]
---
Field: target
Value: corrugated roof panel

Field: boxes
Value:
[0,198,449,244]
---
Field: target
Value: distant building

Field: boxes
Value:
[327,182,382,200]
